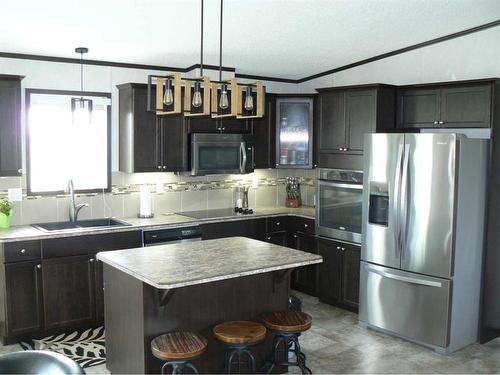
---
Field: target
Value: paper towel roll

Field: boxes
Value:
[139,185,153,218]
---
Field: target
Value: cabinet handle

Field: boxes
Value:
[89,258,95,263]
[338,147,343,151]
[222,127,226,131]
[314,164,318,168]
[162,166,167,170]
[439,121,444,125]
[276,222,280,226]
[304,224,308,228]
[36,264,41,269]
[20,249,26,254]
[267,237,271,240]
[157,166,162,169]
[344,148,348,152]
[294,234,298,238]
[336,246,341,250]
[17,168,22,174]
[434,120,439,125]
[341,247,346,251]
[276,164,279,167]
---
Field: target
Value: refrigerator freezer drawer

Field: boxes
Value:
[359,262,451,348]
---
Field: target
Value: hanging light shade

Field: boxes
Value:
[211,79,238,118]
[146,73,182,115]
[72,47,93,124]
[236,81,265,119]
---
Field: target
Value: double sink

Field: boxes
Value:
[32,218,131,232]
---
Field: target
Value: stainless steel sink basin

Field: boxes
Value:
[32,218,131,232]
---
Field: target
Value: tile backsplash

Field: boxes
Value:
[0,169,317,226]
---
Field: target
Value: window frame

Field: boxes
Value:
[25,88,112,196]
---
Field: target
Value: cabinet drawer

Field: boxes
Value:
[295,217,315,235]
[3,241,41,263]
[42,231,142,258]
[267,216,287,233]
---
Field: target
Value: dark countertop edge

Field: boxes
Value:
[0,210,315,243]
[97,254,323,290]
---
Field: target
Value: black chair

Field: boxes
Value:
[0,350,85,375]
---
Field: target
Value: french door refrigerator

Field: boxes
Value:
[359,133,488,353]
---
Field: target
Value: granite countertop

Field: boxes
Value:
[0,206,315,242]
[96,236,322,289]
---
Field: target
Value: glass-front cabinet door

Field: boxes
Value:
[276,98,313,168]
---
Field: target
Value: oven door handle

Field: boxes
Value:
[240,142,247,173]
[317,181,363,190]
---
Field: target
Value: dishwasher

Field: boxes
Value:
[143,226,202,246]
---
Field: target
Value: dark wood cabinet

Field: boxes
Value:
[201,218,267,241]
[187,115,250,134]
[317,85,395,170]
[317,238,343,303]
[251,94,276,169]
[266,231,288,246]
[290,232,317,295]
[118,83,188,173]
[397,88,440,128]
[317,237,360,312]
[42,255,96,330]
[0,75,23,176]
[4,261,43,336]
[341,245,361,309]
[397,82,493,129]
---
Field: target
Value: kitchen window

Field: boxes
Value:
[26,89,111,194]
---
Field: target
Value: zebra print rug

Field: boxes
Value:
[19,326,105,368]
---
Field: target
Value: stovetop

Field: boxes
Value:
[178,208,254,220]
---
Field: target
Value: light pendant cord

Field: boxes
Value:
[219,0,223,81]
[80,52,83,96]
[200,0,204,76]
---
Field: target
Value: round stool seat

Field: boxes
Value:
[262,311,312,332]
[151,332,207,361]
[213,321,266,345]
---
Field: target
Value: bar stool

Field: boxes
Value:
[151,332,207,374]
[213,320,266,374]
[262,310,312,374]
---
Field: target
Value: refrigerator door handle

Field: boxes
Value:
[400,145,410,259]
[366,266,443,288]
[393,144,404,258]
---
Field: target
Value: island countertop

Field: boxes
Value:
[97,236,322,289]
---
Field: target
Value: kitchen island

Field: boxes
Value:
[97,236,322,374]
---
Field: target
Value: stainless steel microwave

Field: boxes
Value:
[191,133,255,176]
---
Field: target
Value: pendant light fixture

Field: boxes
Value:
[211,0,238,118]
[184,0,211,117]
[72,47,93,124]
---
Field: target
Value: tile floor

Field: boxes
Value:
[1,291,500,374]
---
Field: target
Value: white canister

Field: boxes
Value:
[139,185,154,218]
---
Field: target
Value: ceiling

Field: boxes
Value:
[1,0,499,80]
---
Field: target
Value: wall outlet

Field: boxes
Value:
[7,188,22,202]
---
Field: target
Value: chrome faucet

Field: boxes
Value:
[67,179,88,222]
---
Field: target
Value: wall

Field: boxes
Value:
[297,26,500,92]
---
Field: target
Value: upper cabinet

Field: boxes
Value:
[317,85,396,170]
[0,75,23,176]
[252,94,276,169]
[118,83,188,173]
[397,82,493,129]
[275,96,315,169]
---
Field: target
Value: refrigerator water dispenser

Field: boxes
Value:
[368,182,388,226]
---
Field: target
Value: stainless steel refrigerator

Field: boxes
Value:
[359,133,488,354]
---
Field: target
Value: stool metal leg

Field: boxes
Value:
[161,360,199,375]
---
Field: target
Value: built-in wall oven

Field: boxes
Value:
[191,133,254,176]
[316,168,363,244]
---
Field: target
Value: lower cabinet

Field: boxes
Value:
[4,261,43,336]
[42,255,96,330]
[0,231,142,342]
[290,232,317,296]
[201,219,267,241]
[317,237,360,312]
[266,231,288,246]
